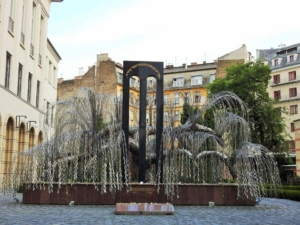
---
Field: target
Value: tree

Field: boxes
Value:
[208,61,288,153]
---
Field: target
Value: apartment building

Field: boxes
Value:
[57,45,251,129]
[0,0,62,184]
[257,43,300,175]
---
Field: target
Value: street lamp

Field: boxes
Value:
[16,115,28,128]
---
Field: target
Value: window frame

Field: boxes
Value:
[17,64,23,97]
[27,73,32,103]
[5,52,11,89]
[290,105,298,115]
[289,87,297,98]
[289,71,296,81]
[191,75,203,86]
[173,77,184,87]
[273,74,280,84]
[274,90,281,100]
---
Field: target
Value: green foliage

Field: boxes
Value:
[208,61,288,153]
[97,113,105,130]
[180,102,190,124]
[265,189,300,201]
[291,176,300,185]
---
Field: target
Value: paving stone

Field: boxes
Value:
[0,193,300,224]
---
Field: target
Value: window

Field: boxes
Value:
[51,105,54,127]
[31,3,36,44]
[164,94,169,103]
[275,107,281,116]
[174,92,179,103]
[46,102,49,125]
[20,0,25,45]
[8,0,14,33]
[36,81,40,108]
[290,55,294,62]
[174,111,179,121]
[184,92,190,102]
[289,71,296,81]
[191,75,202,85]
[173,77,184,87]
[27,73,32,103]
[53,67,56,87]
[291,123,295,132]
[39,16,44,56]
[274,59,278,66]
[17,64,23,97]
[130,77,136,87]
[273,74,280,84]
[209,74,215,83]
[287,140,295,151]
[290,105,298,115]
[5,52,11,89]
[195,91,201,103]
[48,61,52,82]
[118,72,123,82]
[289,88,297,97]
[274,90,281,100]
[164,111,169,121]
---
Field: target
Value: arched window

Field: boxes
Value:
[38,131,43,144]
[4,117,14,174]
[29,128,35,148]
[17,123,26,172]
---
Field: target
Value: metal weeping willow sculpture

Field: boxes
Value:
[2,86,281,201]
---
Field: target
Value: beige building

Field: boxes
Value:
[216,44,253,78]
[57,45,251,128]
[257,43,300,175]
[0,0,62,184]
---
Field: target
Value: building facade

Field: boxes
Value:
[257,43,300,176]
[57,45,251,128]
[0,0,62,184]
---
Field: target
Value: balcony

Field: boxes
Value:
[272,93,300,102]
[20,32,25,46]
[30,44,34,57]
[8,17,14,33]
[270,76,300,86]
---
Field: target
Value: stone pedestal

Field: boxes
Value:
[115,203,174,215]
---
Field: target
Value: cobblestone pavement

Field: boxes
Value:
[0,194,300,225]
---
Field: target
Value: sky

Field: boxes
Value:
[48,0,300,80]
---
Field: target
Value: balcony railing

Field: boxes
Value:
[30,44,34,57]
[8,17,14,33]
[20,32,25,46]
[272,93,300,101]
[270,76,300,86]
[38,54,42,65]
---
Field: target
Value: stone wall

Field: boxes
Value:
[57,54,118,101]
[216,59,244,79]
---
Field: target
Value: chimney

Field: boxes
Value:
[190,62,197,66]
[166,64,174,68]
[203,61,206,64]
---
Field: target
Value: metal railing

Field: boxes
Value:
[20,32,25,45]
[8,17,14,33]
[272,93,300,101]
[270,75,300,86]
[38,54,42,65]
[30,44,34,57]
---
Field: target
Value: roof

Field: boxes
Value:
[164,63,217,74]
[47,38,62,60]
[256,43,300,70]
